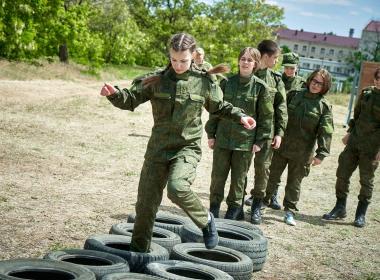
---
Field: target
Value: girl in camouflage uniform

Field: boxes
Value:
[100,33,256,252]
[205,48,273,220]
[323,67,380,227]
[265,69,334,226]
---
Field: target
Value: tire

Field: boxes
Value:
[110,223,181,253]
[102,272,165,280]
[146,260,233,280]
[0,258,95,280]
[181,223,268,271]
[127,212,192,236]
[44,249,130,279]
[215,218,264,236]
[84,234,169,273]
[170,243,253,280]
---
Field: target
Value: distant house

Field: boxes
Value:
[359,20,380,60]
[275,28,360,91]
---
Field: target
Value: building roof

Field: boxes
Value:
[363,20,380,32]
[276,28,360,49]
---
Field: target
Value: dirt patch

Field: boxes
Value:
[0,79,379,279]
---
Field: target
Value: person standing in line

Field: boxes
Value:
[205,47,273,220]
[265,69,334,226]
[100,33,256,252]
[194,47,213,71]
[244,40,288,224]
[281,52,306,94]
[323,67,380,227]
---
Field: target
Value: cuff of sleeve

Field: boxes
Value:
[347,119,355,132]
[315,154,326,161]
[254,141,264,149]
[207,134,216,139]
[106,88,121,100]
[275,130,285,137]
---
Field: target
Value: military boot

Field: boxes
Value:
[209,203,220,219]
[202,213,219,249]
[268,191,281,210]
[322,197,347,220]
[354,201,369,228]
[224,205,241,220]
[250,198,263,224]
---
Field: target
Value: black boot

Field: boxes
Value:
[354,201,369,228]
[268,191,281,210]
[224,205,241,220]
[209,203,220,219]
[250,198,263,224]
[322,197,347,220]
[202,213,219,249]
[236,206,245,220]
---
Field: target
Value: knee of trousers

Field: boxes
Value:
[167,179,190,203]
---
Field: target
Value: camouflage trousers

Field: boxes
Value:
[265,151,310,211]
[335,143,379,204]
[131,156,208,252]
[209,147,253,207]
[249,140,274,199]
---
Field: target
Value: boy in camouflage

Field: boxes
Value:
[205,47,273,220]
[281,52,306,93]
[100,33,256,252]
[323,67,380,227]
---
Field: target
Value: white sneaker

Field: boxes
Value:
[284,211,296,226]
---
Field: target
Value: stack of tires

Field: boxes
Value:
[0,211,268,280]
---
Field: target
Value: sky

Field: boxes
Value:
[266,0,380,37]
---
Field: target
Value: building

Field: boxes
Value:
[359,20,380,61]
[276,28,360,91]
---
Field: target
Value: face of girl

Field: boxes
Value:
[374,73,380,89]
[239,51,256,77]
[284,66,297,78]
[170,49,193,74]
[263,51,280,69]
[309,73,324,94]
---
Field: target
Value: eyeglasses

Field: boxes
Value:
[240,57,254,63]
[311,78,324,87]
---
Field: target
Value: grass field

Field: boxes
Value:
[0,60,379,279]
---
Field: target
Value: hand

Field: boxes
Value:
[252,144,261,153]
[342,133,350,145]
[272,135,282,149]
[100,83,116,96]
[208,139,216,149]
[311,157,322,166]
[241,116,256,130]
[375,151,380,162]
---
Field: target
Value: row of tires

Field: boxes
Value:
[0,212,267,280]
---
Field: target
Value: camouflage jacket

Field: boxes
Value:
[205,74,273,151]
[107,65,246,162]
[347,86,380,157]
[282,73,306,93]
[255,68,288,138]
[278,88,334,162]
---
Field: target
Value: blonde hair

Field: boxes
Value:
[238,47,261,73]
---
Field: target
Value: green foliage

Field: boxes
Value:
[0,0,284,70]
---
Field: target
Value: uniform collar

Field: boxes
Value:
[166,67,190,81]
[305,90,322,99]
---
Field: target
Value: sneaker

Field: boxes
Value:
[244,196,253,206]
[202,213,219,249]
[284,211,296,226]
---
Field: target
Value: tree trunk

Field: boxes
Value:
[59,44,69,63]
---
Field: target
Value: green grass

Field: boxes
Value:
[327,92,352,107]
[102,64,154,80]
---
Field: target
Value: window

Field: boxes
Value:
[302,63,310,69]
[310,56,314,59]
[302,45,307,52]
[311,46,316,53]
[326,66,331,71]
[293,44,298,51]
[336,67,341,73]
[338,50,343,56]
[329,49,334,55]
[320,48,325,54]
[314,64,321,69]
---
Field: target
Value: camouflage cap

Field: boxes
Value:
[282,52,299,67]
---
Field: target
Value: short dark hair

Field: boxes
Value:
[306,69,332,95]
[257,40,280,56]
[374,67,380,79]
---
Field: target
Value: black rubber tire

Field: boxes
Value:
[84,234,169,273]
[101,272,165,279]
[110,223,181,254]
[0,258,95,280]
[215,218,264,236]
[170,243,253,280]
[127,212,192,236]
[44,249,130,279]
[145,260,234,280]
[181,223,268,271]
